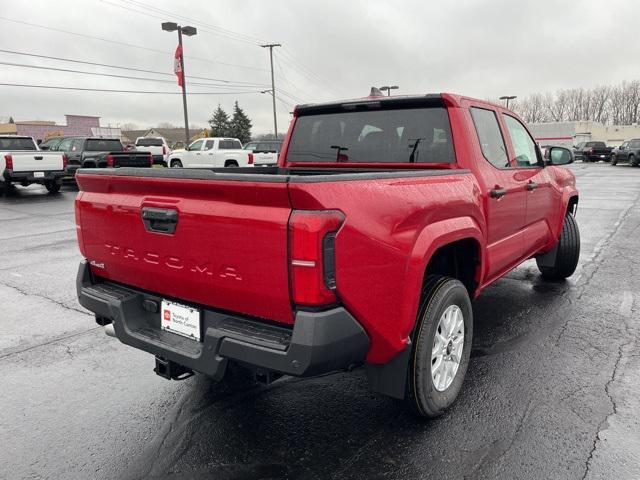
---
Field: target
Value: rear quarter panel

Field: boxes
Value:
[288,172,484,363]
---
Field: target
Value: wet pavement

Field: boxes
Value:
[1,163,639,480]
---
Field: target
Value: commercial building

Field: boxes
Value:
[530,121,640,148]
[121,127,207,149]
[0,115,120,142]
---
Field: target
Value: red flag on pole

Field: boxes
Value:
[174,44,184,87]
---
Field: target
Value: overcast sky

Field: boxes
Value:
[2,0,640,135]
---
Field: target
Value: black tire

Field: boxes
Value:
[170,159,183,168]
[537,213,580,280]
[0,181,5,196]
[225,160,239,168]
[45,181,61,194]
[629,154,637,167]
[611,155,618,166]
[405,275,473,418]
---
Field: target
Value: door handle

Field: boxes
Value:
[490,187,507,199]
[526,181,538,191]
[141,207,178,234]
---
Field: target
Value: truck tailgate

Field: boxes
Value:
[76,171,294,324]
[11,152,63,172]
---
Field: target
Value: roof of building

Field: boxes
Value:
[121,128,204,145]
[15,120,57,126]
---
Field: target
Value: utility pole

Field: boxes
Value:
[261,43,281,138]
[162,22,197,146]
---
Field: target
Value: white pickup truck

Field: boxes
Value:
[167,137,254,168]
[0,136,67,195]
[134,137,170,166]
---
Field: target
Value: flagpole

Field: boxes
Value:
[177,28,190,147]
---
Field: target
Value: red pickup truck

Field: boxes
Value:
[75,93,579,417]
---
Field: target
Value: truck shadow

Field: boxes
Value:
[124,263,572,480]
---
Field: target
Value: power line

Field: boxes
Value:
[0,15,268,72]
[103,0,266,46]
[0,83,261,95]
[0,60,268,89]
[0,49,270,86]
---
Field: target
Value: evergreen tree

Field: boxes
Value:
[8,117,14,124]
[229,101,253,144]
[208,105,230,137]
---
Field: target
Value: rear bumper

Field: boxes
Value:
[76,260,369,380]
[3,169,66,184]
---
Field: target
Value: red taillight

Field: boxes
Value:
[4,154,13,169]
[148,153,153,166]
[288,210,345,306]
[162,145,167,155]
[62,154,69,169]
[248,152,254,165]
[74,194,85,256]
[106,154,115,167]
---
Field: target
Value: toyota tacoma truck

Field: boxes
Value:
[58,137,153,176]
[75,92,580,417]
[0,135,67,194]
[167,137,254,168]
[134,137,170,166]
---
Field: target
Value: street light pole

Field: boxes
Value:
[162,22,197,146]
[177,28,190,146]
[380,85,399,96]
[261,43,281,138]
[499,95,517,109]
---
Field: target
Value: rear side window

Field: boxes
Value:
[0,137,37,150]
[628,140,640,148]
[136,138,163,147]
[219,140,242,149]
[286,107,455,163]
[85,139,124,152]
[204,140,215,150]
[470,107,509,168]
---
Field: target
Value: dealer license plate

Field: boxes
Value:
[161,300,201,341]
[34,172,45,178]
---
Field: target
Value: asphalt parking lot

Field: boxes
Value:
[1,162,639,480]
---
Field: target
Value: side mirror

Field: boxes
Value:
[546,146,573,166]
[619,145,625,150]
[40,145,50,150]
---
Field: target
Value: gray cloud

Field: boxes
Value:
[2,0,639,134]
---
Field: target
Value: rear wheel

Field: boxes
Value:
[225,160,239,168]
[629,154,637,167]
[537,213,580,280]
[0,180,6,195]
[44,181,60,194]
[170,159,183,168]
[611,154,618,166]
[405,275,473,418]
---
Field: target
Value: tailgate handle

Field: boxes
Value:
[34,156,43,160]
[141,207,178,234]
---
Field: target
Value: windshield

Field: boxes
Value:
[136,138,163,147]
[0,137,37,151]
[286,107,455,163]
[85,139,124,152]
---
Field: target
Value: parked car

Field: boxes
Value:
[243,140,283,166]
[39,136,69,151]
[611,139,640,166]
[134,137,170,166]
[573,141,612,162]
[167,137,253,168]
[56,137,153,175]
[75,92,579,418]
[0,135,67,194]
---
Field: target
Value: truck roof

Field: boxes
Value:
[294,92,498,114]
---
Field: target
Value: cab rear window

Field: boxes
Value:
[286,107,455,163]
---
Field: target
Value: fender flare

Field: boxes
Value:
[399,216,485,345]
[554,187,579,240]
